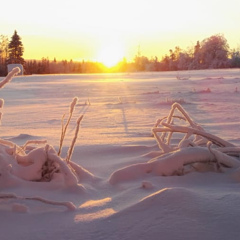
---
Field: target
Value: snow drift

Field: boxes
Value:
[1,69,240,240]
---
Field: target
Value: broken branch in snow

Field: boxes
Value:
[0,193,76,211]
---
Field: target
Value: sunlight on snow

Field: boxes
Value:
[75,197,116,222]
[74,208,116,222]
[141,188,171,202]
[79,197,112,208]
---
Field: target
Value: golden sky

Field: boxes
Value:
[1,0,240,66]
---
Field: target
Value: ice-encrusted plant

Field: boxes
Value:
[58,97,78,156]
[0,68,94,210]
[109,103,240,184]
[152,102,234,152]
[66,115,83,164]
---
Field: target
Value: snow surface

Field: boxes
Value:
[1,69,240,240]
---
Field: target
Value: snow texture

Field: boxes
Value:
[1,68,240,240]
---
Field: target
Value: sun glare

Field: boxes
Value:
[97,42,125,68]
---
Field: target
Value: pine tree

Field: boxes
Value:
[7,30,24,64]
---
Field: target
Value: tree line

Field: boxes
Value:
[1,31,240,76]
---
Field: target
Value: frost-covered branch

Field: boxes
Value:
[109,146,240,184]
[0,67,20,89]
[153,124,234,149]
[0,67,20,123]
[0,193,76,211]
[152,103,235,153]
[21,139,47,151]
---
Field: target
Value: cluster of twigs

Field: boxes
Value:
[109,103,240,184]
[152,103,235,153]
[151,102,240,173]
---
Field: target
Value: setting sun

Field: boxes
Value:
[1,0,240,63]
[96,42,125,68]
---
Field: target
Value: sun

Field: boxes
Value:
[97,42,125,68]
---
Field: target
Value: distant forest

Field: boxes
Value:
[1,31,240,76]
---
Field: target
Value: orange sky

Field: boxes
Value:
[1,0,240,66]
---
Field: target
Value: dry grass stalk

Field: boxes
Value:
[66,115,83,164]
[58,97,78,156]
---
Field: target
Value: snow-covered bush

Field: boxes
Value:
[0,68,94,192]
[109,103,240,184]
